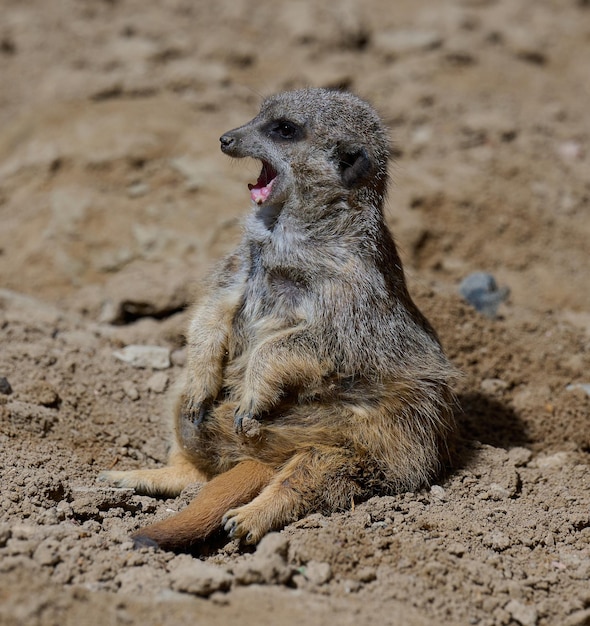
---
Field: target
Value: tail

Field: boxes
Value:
[132,459,275,551]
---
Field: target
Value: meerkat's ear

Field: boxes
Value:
[337,144,373,189]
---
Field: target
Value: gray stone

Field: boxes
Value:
[459,272,509,318]
[0,377,12,395]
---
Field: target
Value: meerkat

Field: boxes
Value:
[100,88,457,551]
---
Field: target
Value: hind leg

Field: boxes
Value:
[98,446,209,497]
[222,446,362,544]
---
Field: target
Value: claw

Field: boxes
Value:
[233,408,247,434]
[182,398,212,426]
[223,516,238,537]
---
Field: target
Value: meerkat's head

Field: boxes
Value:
[220,88,390,221]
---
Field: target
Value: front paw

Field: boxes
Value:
[182,397,213,426]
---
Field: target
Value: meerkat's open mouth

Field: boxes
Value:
[248,161,277,205]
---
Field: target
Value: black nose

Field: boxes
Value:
[220,134,235,152]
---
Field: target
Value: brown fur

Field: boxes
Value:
[99,88,457,551]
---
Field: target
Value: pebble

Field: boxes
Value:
[505,599,538,626]
[302,560,332,585]
[565,383,590,398]
[486,483,511,500]
[373,29,443,56]
[0,377,12,395]
[507,447,533,467]
[113,345,171,370]
[122,381,140,401]
[127,182,149,198]
[169,559,232,597]
[146,372,168,394]
[355,566,377,583]
[459,272,509,318]
[33,538,61,567]
[233,533,292,585]
[480,378,508,394]
[430,485,446,501]
[448,543,467,557]
[485,532,511,552]
[24,382,61,408]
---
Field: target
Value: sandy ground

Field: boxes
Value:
[1,1,589,625]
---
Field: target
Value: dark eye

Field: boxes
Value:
[268,120,303,141]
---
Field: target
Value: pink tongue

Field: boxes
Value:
[249,179,274,205]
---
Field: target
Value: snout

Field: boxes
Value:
[220,132,237,154]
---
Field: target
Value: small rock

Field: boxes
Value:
[342,579,362,593]
[147,372,168,394]
[233,533,292,585]
[373,29,443,56]
[127,182,149,198]
[0,377,12,395]
[480,378,508,394]
[113,345,171,370]
[507,447,532,467]
[122,381,140,401]
[70,486,136,517]
[256,533,289,560]
[566,383,590,398]
[448,543,467,557]
[505,599,538,626]
[355,566,376,583]
[33,538,61,567]
[169,560,232,597]
[486,483,511,500]
[459,272,509,318]
[485,532,511,552]
[302,561,332,585]
[430,485,446,501]
[24,382,60,408]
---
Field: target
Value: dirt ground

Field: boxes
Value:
[1,0,589,624]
